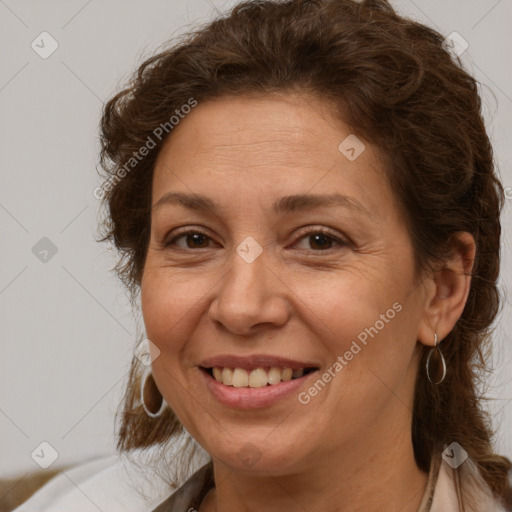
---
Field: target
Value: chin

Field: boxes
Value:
[204,434,309,475]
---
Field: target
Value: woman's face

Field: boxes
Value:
[141,93,432,474]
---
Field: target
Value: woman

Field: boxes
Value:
[15,0,512,510]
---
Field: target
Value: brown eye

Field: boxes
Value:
[308,233,335,250]
[165,231,214,249]
[184,233,210,248]
[293,229,347,252]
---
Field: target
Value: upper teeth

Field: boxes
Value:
[212,367,305,388]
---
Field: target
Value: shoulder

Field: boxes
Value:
[431,453,510,512]
[13,443,207,512]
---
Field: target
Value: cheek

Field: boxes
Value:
[140,267,202,351]
[296,263,416,382]
[291,266,396,339]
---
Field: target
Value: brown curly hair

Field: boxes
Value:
[98,0,511,506]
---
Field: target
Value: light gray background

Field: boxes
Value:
[1,0,511,479]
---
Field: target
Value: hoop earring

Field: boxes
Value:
[140,367,168,418]
[426,333,447,385]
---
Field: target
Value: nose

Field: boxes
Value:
[208,248,290,336]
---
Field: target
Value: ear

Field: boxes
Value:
[417,231,476,346]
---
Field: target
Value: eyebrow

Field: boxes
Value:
[153,191,373,218]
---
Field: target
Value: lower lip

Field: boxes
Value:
[201,369,318,409]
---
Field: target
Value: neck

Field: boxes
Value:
[200,430,428,512]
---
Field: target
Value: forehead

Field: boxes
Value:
[157,93,339,161]
[152,93,394,217]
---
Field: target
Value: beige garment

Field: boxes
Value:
[151,452,508,512]
[13,448,508,511]
[418,452,508,512]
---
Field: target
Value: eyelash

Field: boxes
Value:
[163,227,349,253]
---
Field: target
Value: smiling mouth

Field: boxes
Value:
[201,366,319,388]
